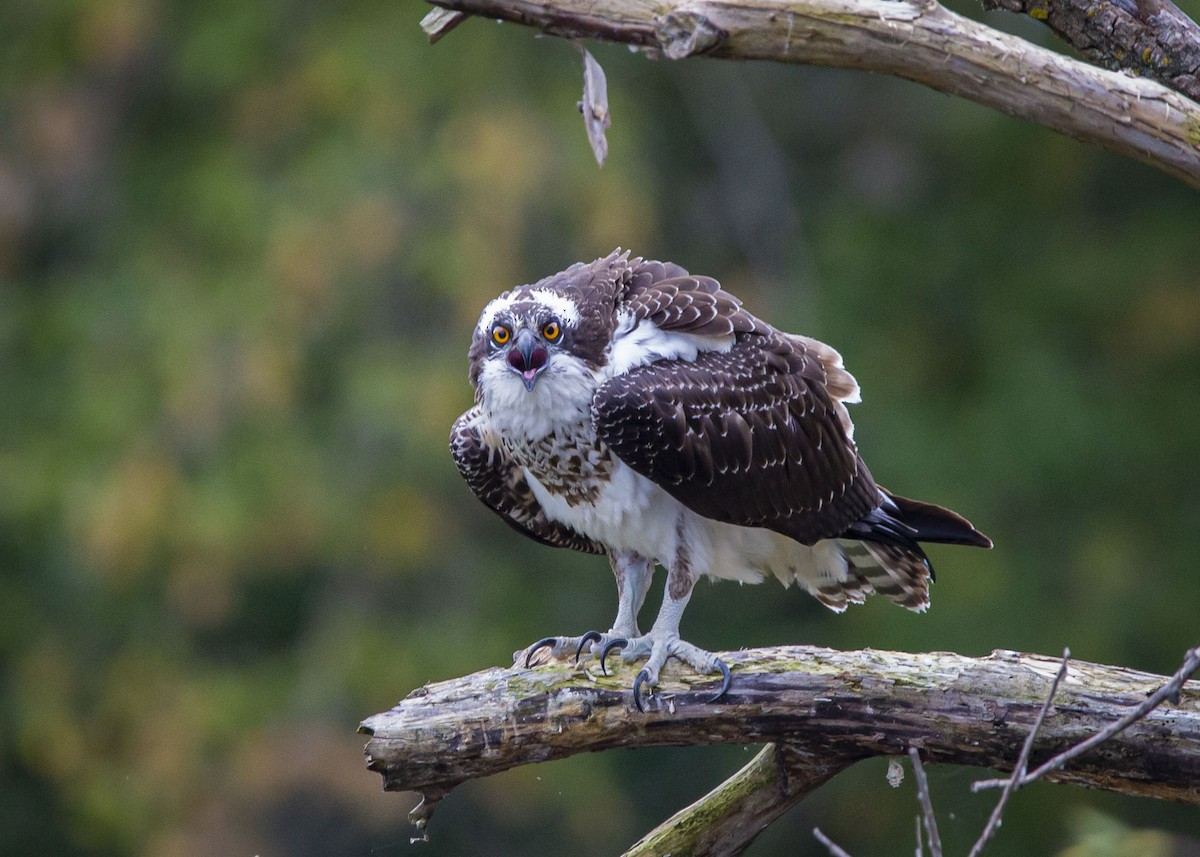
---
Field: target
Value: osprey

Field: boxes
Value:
[451,250,991,709]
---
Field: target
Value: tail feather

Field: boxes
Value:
[883,490,993,549]
[826,489,991,612]
[839,538,933,612]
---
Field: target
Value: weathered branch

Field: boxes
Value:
[974,643,1200,792]
[984,0,1200,102]
[362,645,1200,850]
[424,0,1200,189]
[623,741,861,856]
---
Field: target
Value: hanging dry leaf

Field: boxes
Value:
[575,41,611,167]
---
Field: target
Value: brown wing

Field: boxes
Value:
[593,332,879,545]
[450,406,604,555]
[621,260,772,338]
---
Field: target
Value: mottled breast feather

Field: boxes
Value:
[592,331,879,546]
[450,407,604,555]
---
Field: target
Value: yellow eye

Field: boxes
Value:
[492,325,510,345]
[542,321,560,341]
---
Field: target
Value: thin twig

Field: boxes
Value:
[967,647,1071,857]
[973,645,1200,793]
[907,747,943,857]
[813,827,856,857]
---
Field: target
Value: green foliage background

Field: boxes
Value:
[2,1,1198,854]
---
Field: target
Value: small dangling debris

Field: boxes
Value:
[574,41,611,166]
[420,8,467,44]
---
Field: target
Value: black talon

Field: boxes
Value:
[707,659,732,703]
[574,630,603,663]
[525,637,558,669]
[599,637,628,676]
[632,668,652,713]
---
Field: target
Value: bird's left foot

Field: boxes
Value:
[606,633,732,712]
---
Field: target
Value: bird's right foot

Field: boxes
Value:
[517,635,575,668]
[518,630,635,670]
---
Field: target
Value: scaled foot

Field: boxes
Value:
[606,633,732,711]
[517,630,631,669]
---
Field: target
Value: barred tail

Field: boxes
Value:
[829,490,992,612]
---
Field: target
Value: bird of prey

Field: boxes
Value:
[451,250,991,709]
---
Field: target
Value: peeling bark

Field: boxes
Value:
[983,0,1200,102]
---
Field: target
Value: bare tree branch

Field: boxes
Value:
[422,0,1200,189]
[623,742,860,856]
[362,645,1200,855]
[984,0,1200,101]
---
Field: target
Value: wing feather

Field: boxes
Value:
[450,406,603,555]
[593,332,879,545]
[622,258,772,338]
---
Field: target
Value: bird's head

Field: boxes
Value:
[468,286,593,399]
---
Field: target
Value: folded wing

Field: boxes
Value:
[593,331,880,546]
[451,406,604,555]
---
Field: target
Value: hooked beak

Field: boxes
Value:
[507,328,549,391]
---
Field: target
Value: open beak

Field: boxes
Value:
[507,328,549,391]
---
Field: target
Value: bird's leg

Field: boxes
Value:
[569,553,653,671]
[519,552,653,669]
[612,534,731,709]
[608,551,652,639]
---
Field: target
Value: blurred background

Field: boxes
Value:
[2,1,1199,855]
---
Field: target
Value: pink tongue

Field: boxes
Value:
[507,346,549,373]
[523,369,539,381]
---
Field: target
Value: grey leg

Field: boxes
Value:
[519,551,653,668]
[615,530,731,709]
[608,551,652,638]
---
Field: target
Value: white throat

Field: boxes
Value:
[478,352,598,440]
